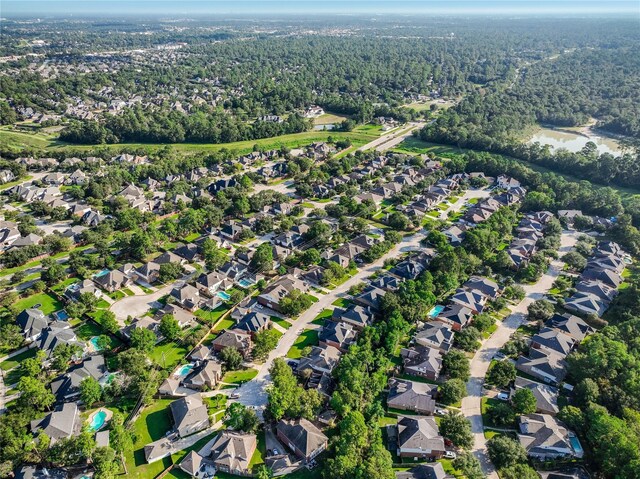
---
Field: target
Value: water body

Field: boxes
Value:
[528,127,622,155]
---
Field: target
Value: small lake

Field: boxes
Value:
[528,127,622,155]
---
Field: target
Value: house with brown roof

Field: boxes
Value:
[276,418,328,463]
[396,416,445,460]
[206,431,257,475]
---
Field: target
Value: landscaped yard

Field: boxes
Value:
[286,329,319,358]
[149,341,190,370]
[222,368,258,384]
[311,309,333,325]
[0,347,37,371]
[270,316,292,329]
[195,304,231,326]
[15,292,63,315]
[331,298,351,308]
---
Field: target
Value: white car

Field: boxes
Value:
[435,409,448,416]
[444,451,457,459]
[497,392,510,401]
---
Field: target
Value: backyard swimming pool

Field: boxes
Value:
[94,269,110,278]
[217,291,231,301]
[428,305,445,317]
[89,336,103,351]
[175,363,194,377]
[53,310,69,321]
[238,279,253,288]
[569,435,584,457]
[88,410,107,432]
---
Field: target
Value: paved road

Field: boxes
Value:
[358,122,425,152]
[460,229,580,478]
[232,188,490,416]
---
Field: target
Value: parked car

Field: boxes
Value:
[497,392,509,401]
[229,393,240,399]
[444,451,457,459]
[493,351,506,360]
[435,408,449,416]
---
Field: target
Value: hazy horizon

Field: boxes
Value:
[3,0,639,18]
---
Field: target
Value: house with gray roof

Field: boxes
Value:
[37,324,83,359]
[516,348,568,386]
[94,269,131,292]
[31,402,80,444]
[170,395,210,437]
[510,377,559,416]
[387,378,438,415]
[435,303,474,331]
[297,345,342,377]
[207,430,257,475]
[234,311,270,335]
[396,464,451,479]
[16,308,49,342]
[518,414,583,459]
[546,313,594,342]
[415,321,454,353]
[396,415,445,460]
[401,346,443,381]
[332,304,375,330]
[531,328,576,357]
[319,321,357,353]
[211,329,252,358]
[564,292,608,317]
[276,418,328,463]
[182,360,223,391]
[50,355,108,402]
[449,288,488,314]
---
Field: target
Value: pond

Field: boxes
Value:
[528,127,622,155]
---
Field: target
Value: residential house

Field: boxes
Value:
[462,276,500,300]
[207,431,257,476]
[546,313,594,342]
[170,284,202,311]
[331,304,375,330]
[297,345,342,377]
[170,395,210,437]
[510,377,559,416]
[37,324,83,359]
[396,416,445,460]
[16,308,49,342]
[31,402,80,444]
[94,269,131,292]
[352,286,386,312]
[530,328,576,357]
[156,303,197,329]
[257,275,309,313]
[50,355,108,402]
[414,321,454,353]
[235,311,270,335]
[319,321,357,353]
[387,378,438,415]
[136,261,161,284]
[516,348,568,386]
[401,346,443,381]
[183,360,223,391]
[276,418,328,463]
[518,414,583,459]
[435,303,474,331]
[563,292,608,317]
[449,288,488,314]
[211,330,252,358]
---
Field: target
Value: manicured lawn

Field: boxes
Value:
[222,368,258,384]
[125,399,174,478]
[75,320,105,340]
[122,288,135,297]
[0,348,37,371]
[51,277,79,294]
[109,290,126,301]
[149,341,190,370]
[249,430,267,470]
[331,298,351,308]
[195,304,231,325]
[286,329,319,359]
[15,292,63,315]
[311,309,333,325]
[95,299,110,309]
[271,316,292,329]
[184,233,200,242]
[481,397,506,429]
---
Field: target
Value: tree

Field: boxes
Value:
[224,402,259,432]
[452,452,484,479]
[527,299,554,322]
[130,327,157,352]
[439,379,467,405]
[511,388,537,415]
[40,258,66,286]
[80,377,102,407]
[92,446,120,479]
[487,402,516,427]
[487,435,527,469]
[455,327,482,352]
[256,466,273,479]
[387,212,411,230]
[279,289,313,317]
[486,361,516,388]
[158,262,184,283]
[99,311,119,334]
[159,314,181,340]
[499,464,540,479]
[109,413,133,455]
[202,238,228,270]
[442,350,470,381]
[439,413,473,449]
[0,324,23,350]
[252,328,280,361]
[562,251,587,270]
[18,376,55,411]
[220,347,243,371]
[52,343,82,371]
[21,350,46,378]
[251,242,274,272]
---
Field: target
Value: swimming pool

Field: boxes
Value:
[569,435,584,457]
[217,291,231,301]
[428,305,445,318]
[89,336,103,351]
[89,410,107,432]
[95,269,110,278]
[53,310,69,321]
[238,279,253,288]
[175,363,194,377]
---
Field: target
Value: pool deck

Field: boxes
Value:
[87,407,113,431]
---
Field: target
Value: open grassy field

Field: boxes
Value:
[313,112,350,125]
[0,127,380,156]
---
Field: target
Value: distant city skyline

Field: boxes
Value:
[3,0,639,17]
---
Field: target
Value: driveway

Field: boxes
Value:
[460,229,580,477]
[109,282,178,324]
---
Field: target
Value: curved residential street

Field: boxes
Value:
[461,229,580,477]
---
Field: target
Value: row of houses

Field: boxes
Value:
[505,211,556,269]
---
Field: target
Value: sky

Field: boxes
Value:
[3,0,639,17]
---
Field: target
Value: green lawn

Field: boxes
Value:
[184,233,201,242]
[15,292,63,315]
[311,309,333,325]
[222,368,258,384]
[122,288,135,297]
[286,329,319,359]
[0,348,37,371]
[149,341,190,370]
[51,277,79,294]
[271,316,292,329]
[109,290,126,301]
[331,298,351,308]
[249,430,267,470]
[195,304,231,325]
[125,399,174,479]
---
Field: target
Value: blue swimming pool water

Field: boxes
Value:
[89,336,103,351]
[217,291,231,301]
[89,411,107,431]
[569,435,584,456]
[54,310,69,321]
[95,269,110,278]
[176,364,194,377]
[238,279,253,288]
[428,305,445,317]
